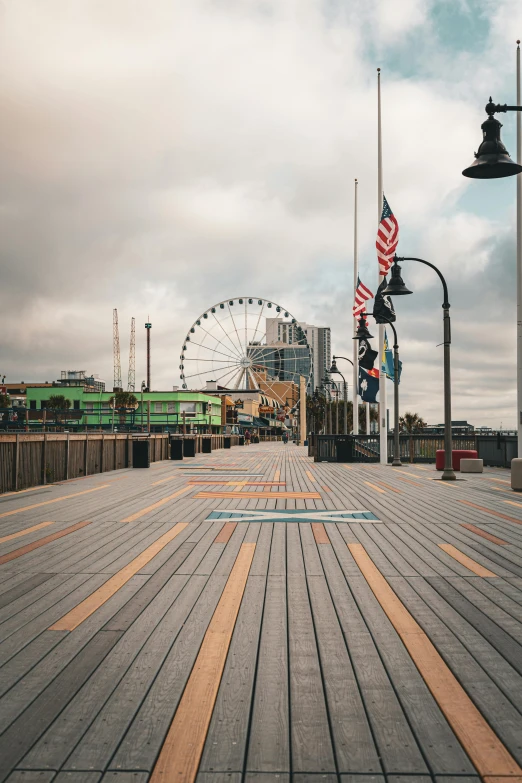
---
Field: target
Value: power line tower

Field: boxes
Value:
[128,317,136,392]
[113,308,122,391]
[145,319,151,390]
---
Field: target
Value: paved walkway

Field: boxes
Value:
[0,443,522,783]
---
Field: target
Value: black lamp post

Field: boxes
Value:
[366,313,402,467]
[330,356,352,435]
[384,257,456,480]
[321,376,333,435]
[463,77,522,460]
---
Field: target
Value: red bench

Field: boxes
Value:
[436,449,478,471]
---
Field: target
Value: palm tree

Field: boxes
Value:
[109,391,138,426]
[399,412,426,433]
[46,394,71,425]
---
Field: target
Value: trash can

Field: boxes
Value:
[224,436,231,449]
[183,438,196,457]
[133,439,150,468]
[170,438,183,460]
[202,437,212,454]
[238,435,245,446]
[335,436,352,463]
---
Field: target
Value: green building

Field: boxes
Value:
[25,388,222,432]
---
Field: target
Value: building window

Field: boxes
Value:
[85,402,94,412]
[73,400,80,410]
[154,402,163,413]
[30,400,36,410]
[167,402,175,413]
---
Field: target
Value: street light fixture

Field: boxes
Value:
[384,256,456,481]
[353,313,375,341]
[330,356,353,435]
[463,66,522,458]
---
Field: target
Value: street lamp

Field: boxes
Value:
[384,257,456,481]
[366,312,402,467]
[330,356,352,435]
[140,381,146,432]
[463,72,522,457]
[320,377,333,434]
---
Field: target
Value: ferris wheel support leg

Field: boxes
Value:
[299,375,307,446]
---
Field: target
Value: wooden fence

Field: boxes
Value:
[0,433,245,494]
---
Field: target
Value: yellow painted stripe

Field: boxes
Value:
[305,470,317,483]
[348,543,522,777]
[0,485,109,519]
[50,522,188,630]
[121,486,193,523]
[152,475,180,486]
[150,543,255,783]
[487,478,510,484]
[0,520,55,545]
[438,543,497,577]
[194,491,321,499]
[364,481,386,494]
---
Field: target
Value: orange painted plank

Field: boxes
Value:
[194,491,321,499]
[397,477,423,487]
[0,485,109,519]
[459,499,522,525]
[364,481,386,494]
[305,470,317,483]
[311,523,330,544]
[321,485,332,493]
[120,486,193,523]
[150,543,255,783]
[274,469,281,481]
[371,480,402,494]
[214,522,237,543]
[0,520,55,545]
[348,542,522,778]
[50,522,188,630]
[0,521,92,566]
[461,524,507,546]
[187,481,285,486]
[438,543,497,577]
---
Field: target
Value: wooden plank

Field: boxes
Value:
[199,573,266,772]
[246,575,289,773]
[461,524,508,545]
[0,485,109,519]
[214,521,237,543]
[49,523,188,630]
[0,574,53,611]
[348,543,522,778]
[194,491,321,499]
[0,631,122,782]
[0,521,55,545]
[438,544,497,577]
[459,500,522,525]
[0,521,92,566]
[149,543,255,783]
[119,486,193,523]
[311,522,330,544]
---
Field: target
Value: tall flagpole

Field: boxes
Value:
[353,179,359,434]
[377,67,387,464]
[516,41,522,457]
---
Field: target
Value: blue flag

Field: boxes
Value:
[359,367,379,403]
[382,330,402,383]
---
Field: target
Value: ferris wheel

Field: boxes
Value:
[179,297,312,410]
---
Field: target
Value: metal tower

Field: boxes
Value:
[113,308,122,391]
[128,317,136,392]
[145,319,151,390]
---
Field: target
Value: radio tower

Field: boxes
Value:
[113,308,122,391]
[128,317,136,392]
[145,318,151,390]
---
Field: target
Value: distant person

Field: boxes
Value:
[244,429,251,445]
[282,431,289,444]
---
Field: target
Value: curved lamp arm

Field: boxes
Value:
[395,256,450,309]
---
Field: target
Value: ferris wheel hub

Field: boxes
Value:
[240,356,253,369]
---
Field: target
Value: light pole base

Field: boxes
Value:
[441,469,457,481]
[391,458,403,467]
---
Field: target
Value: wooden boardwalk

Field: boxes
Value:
[1,443,522,783]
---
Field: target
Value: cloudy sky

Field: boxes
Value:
[1,0,521,427]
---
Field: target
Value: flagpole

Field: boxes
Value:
[353,179,359,434]
[517,41,522,457]
[377,67,387,464]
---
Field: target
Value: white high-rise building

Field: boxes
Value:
[265,318,331,393]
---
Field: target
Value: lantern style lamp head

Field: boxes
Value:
[462,100,522,179]
[329,358,339,374]
[382,259,412,297]
[353,313,374,341]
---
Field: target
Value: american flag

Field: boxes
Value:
[353,276,374,318]
[376,195,399,276]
